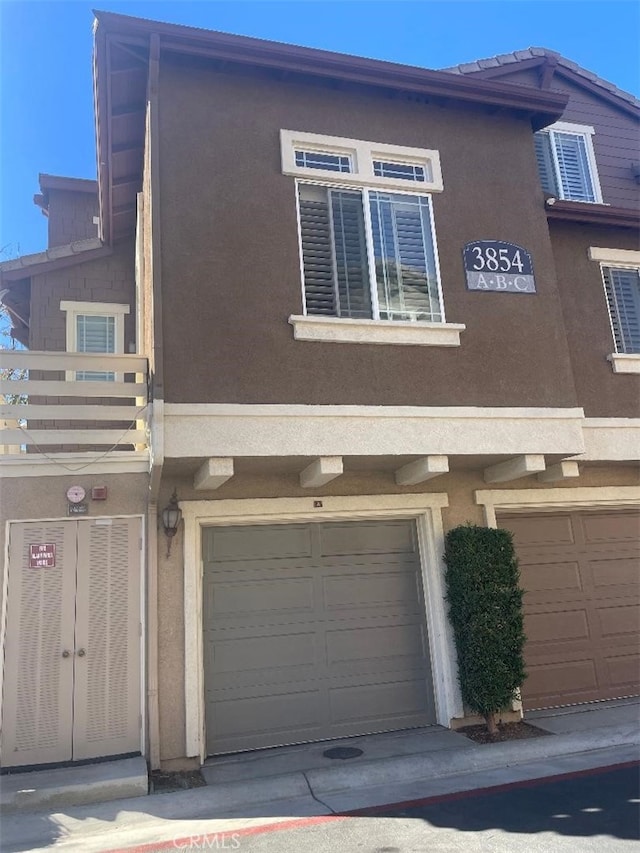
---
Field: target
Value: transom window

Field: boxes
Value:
[534,122,602,203]
[294,149,352,173]
[373,160,426,182]
[298,183,443,322]
[602,266,640,354]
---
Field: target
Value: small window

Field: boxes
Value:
[534,123,601,203]
[294,149,352,173]
[76,314,116,381]
[60,301,130,381]
[602,266,640,354]
[373,160,426,182]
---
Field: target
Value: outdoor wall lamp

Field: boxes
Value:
[161,489,182,557]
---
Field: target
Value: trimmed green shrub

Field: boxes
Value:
[444,524,526,734]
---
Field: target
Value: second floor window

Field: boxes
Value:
[602,266,640,354]
[298,183,443,323]
[534,122,602,203]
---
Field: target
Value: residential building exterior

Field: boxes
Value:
[0,13,638,774]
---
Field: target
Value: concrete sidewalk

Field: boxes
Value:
[1,700,638,853]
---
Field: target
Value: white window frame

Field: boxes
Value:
[588,247,640,373]
[283,132,463,347]
[281,129,444,192]
[60,301,130,381]
[540,121,603,204]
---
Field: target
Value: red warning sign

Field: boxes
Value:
[29,544,56,568]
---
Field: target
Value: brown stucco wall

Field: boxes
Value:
[156,58,578,410]
[550,220,640,418]
[154,462,639,763]
[46,188,100,248]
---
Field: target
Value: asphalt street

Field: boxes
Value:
[133,762,640,853]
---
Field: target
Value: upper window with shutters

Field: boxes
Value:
[534,122,603,204]
[281,130,465,347]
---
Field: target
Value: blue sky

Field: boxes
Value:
[1,1,638,257]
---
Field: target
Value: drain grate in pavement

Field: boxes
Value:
[323,746,364,760]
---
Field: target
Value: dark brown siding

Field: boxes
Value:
[548,76,640,211]
[157,58,578,409]
[46,189,100,248]
[550,221,640,418]
[29,243,136,352]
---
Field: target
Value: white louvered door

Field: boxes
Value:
[2,521,77,767]
[1,518,141,768]
[73,518,141,760]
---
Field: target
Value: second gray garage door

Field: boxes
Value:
[202,519,436,755]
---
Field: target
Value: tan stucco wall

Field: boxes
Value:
[0,471,149,615]
[155,462,639,763]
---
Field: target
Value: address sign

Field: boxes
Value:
[463,241,536,293]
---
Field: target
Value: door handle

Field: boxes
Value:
[77,648,86,657]
[62,650,71,658]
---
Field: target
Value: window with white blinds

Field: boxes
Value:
[76,315,116,381]
[60,301,130,382]
[298,184,443,322]
[533,124,601,203]
[602,266,640,354]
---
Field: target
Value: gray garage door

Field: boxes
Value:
[202,519,436,755]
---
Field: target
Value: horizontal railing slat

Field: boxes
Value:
[0,405,148,420]
[0,351,148,373]
[1,429,148,446]
[0,380,147,397]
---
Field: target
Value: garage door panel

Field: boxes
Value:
[525,608,590,644]
[329,678,429,726]
[207,576,315,617]
[581,512,640,544]
[505,515,575,547]
[204,524,314,562]
[207,630,318,675]
[498,508,640,710]
[203,520,434,754]
[325,622,427,666]
[525,659,598,700]
[520,561,582,598]
[208,690,325,744]
[596,604,640,638]
[323,568,422,610]
[590,556,640,590]
[319,520,417,556]
[604,651,640,689]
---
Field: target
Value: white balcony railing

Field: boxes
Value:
[0,350,148,454]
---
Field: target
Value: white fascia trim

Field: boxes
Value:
[588,247,640,266]
[181,492,460,759]
[0,451,150,478]
[289,315,465,347]
[571,417,640,461]
[162,404,586,459]
[475,485,640,527]
[60,301,131,315]
[281,129,444,193]
[608,354,640,374]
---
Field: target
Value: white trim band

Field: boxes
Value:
[289,315,464,347]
